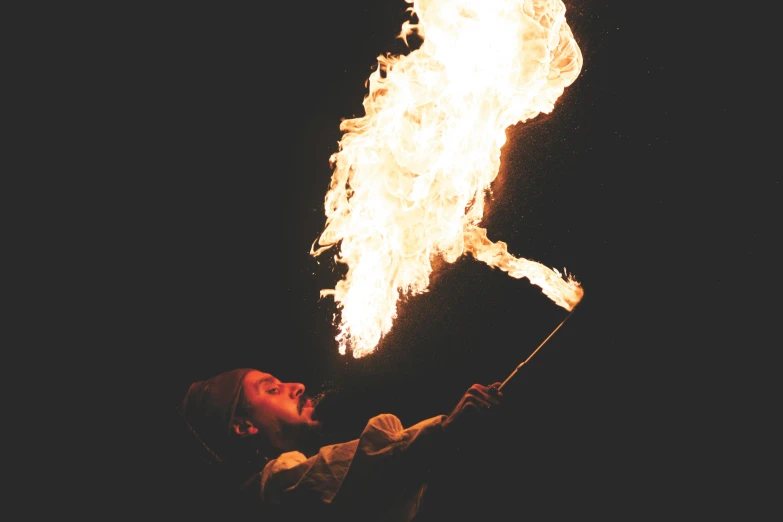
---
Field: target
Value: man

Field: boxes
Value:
[175,367,503,522]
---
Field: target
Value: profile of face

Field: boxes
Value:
[231,370,321,453]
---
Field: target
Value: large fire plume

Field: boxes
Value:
[312,0,584,358]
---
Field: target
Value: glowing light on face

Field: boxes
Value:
[312,0,584,358]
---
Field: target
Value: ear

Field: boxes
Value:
[231,417,260,437]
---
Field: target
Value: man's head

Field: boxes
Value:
[180,368,321,462]
[232,370,320,453]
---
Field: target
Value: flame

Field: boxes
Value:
[312,0,584,358]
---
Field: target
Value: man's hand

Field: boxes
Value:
[441,382,503,443]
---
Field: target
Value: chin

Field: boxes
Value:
[298,420,324,452]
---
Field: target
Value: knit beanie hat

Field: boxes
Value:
[180,368,255,461]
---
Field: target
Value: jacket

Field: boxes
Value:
[240,413,449,522]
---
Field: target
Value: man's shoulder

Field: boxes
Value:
[367,413,404,429]
[268,450,308,470]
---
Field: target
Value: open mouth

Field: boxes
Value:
[298,397,314,415]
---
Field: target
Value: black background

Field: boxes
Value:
[71,0,768,519]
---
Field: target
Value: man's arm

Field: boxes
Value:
[242,383,503,520]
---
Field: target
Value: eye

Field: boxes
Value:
[267,388,280,394]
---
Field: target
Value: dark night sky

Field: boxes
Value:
[147,0,666,405]
[91,0,766,518]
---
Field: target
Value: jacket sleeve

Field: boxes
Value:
[244,413,449,520]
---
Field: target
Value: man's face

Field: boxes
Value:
[236,370,320,452]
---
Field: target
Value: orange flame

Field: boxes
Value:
[312,0,584,358]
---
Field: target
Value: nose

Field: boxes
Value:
[289,383,305,399]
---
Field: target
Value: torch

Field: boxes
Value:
[495,299,582,392]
